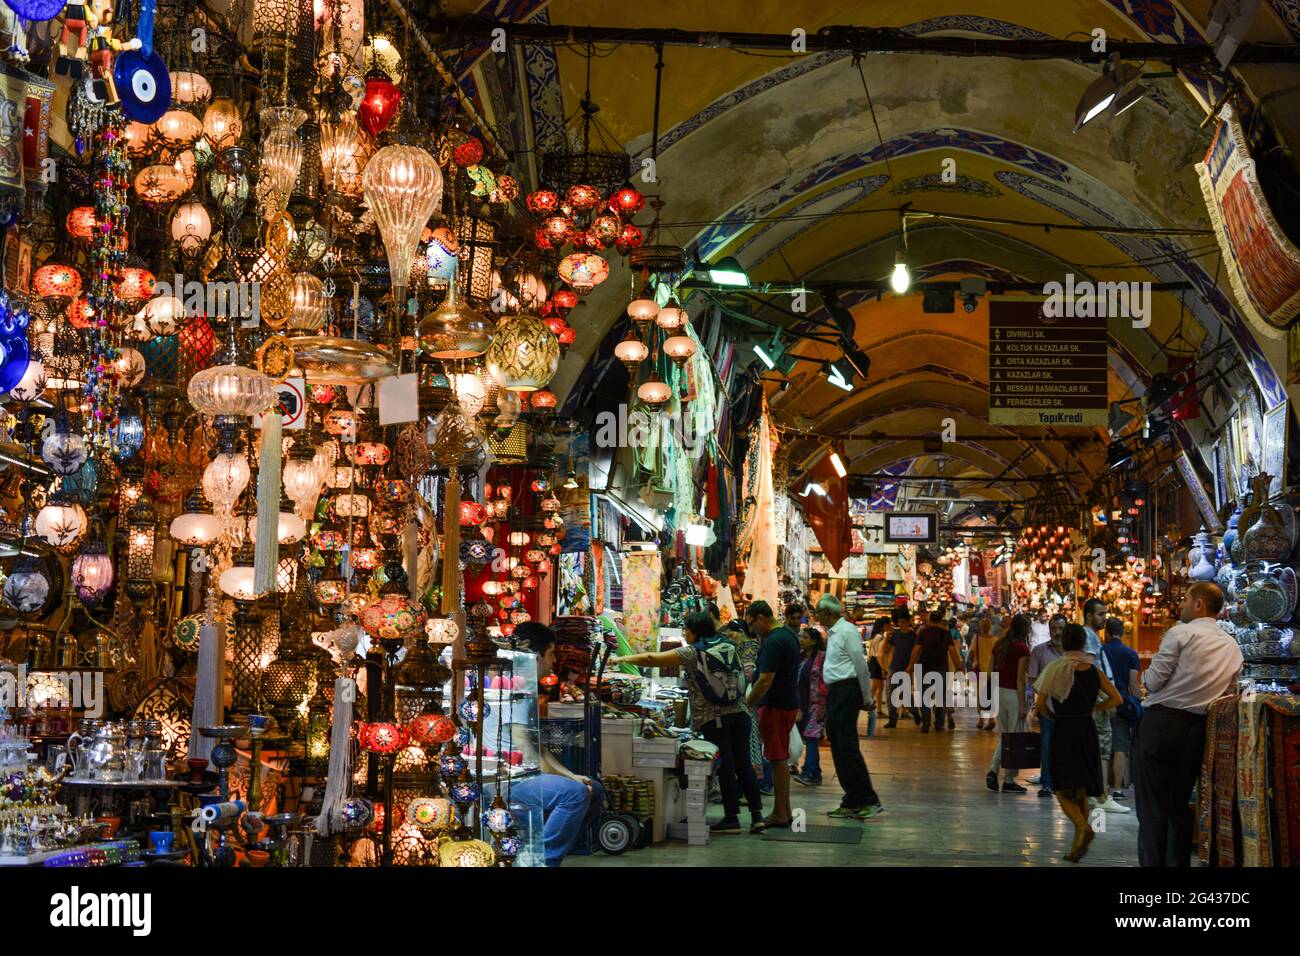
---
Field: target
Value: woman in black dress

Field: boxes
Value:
[1033,623,1122,862]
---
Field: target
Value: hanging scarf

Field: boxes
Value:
[1035,650,1091,703]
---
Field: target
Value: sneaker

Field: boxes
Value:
[1038,787,1054,798]
[1028,775,1042,785]
[802,775,823,786]
[709,818,742,834]
[884,721,898,729]
[986,771,999,792]
[1097,796,1130,813]
[827,806,861,819]
[1001,781,1028,793]
[759,785,774,797]
[749,818,767,834]
[791,774,811,787]
[1110,790,1126,800]
[856,804,885,820]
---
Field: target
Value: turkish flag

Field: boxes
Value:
[802,451,852,573]
[22,96,42,172]
[1167,356,1200,421]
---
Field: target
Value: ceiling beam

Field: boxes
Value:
[432,17,1300,64]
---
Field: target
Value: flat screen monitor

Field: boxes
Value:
[883,512,938,544]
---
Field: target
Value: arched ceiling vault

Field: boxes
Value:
[449,0,1300,503]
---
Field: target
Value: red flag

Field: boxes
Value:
[1167,356,1200,420]
[802,451,852,573]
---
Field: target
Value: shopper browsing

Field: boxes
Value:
[907,608,962,733]
[1027,613,1066,797]
[985,614,1031,793]
[743,600,801,829]
[815,595,885,820]
[969,617,997,730]
[1134,582,1241,867]
[882,606,919,728]
[1033,623,1123,862]
[867,616,890,721]
[612,612,766,835]
[793,627,827,786]
[1101,617,1141,802]
[1081,599,1126,813]
[511,622,608,866]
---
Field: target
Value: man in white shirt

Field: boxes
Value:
[814,595,883,820]
[1029,608,1051,648]
[1135,582,1241,867]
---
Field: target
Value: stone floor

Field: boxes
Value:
[569,709,1142,867]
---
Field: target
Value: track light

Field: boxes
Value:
[753,332,797,375]
[1073,57,1143,131]
[829,451,847,478]
[705,256,750,288]
[825,360,854,392]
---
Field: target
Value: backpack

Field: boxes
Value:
[690,638,745,712]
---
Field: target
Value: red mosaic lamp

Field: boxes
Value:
[358,69,402,138]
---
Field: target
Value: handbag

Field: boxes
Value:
[999,731,1042,770]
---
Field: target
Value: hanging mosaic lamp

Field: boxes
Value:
[357,68,401,138]
[362,144,443,303]
[486,313,560,392]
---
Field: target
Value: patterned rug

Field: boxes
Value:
[1199,696,1240,866]
[1272,715,1300,867]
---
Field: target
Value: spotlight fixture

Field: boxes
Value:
[753,333,797,375]
[825,361,854,392]
[1106,439,1135,470]
[1073,57,1144,131]
[705,256,749,288]
[829,451,847,478]
[838,341,871,380]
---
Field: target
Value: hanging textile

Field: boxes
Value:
[1272,714,1300,867]
[621,550,662,654]
[741,402,779,603]
[1198,695,1240,866]
[1196,104,1300,336]
[591,541,606,616]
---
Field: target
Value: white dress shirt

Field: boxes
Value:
[1029,620,1051,648]
[823,617,871,696]
[1143,616,1243,715]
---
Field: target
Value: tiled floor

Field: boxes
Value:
[570,710,1141,867]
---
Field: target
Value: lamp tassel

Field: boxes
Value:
[188,588,224,764]
[441,475,461,613]
[253,413,282,596]
[315,676,355,836]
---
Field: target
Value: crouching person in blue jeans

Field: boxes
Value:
[510,622,606,866]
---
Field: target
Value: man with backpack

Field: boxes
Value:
[815,595,885,820]
[612,611,765,834]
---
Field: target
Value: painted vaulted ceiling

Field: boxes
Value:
[447,0,1300,502]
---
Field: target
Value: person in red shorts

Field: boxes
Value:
[744,600,802,829]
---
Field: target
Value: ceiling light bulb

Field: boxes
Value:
[890,254,911,295]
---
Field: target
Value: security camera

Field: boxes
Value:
[962,295,977,313]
